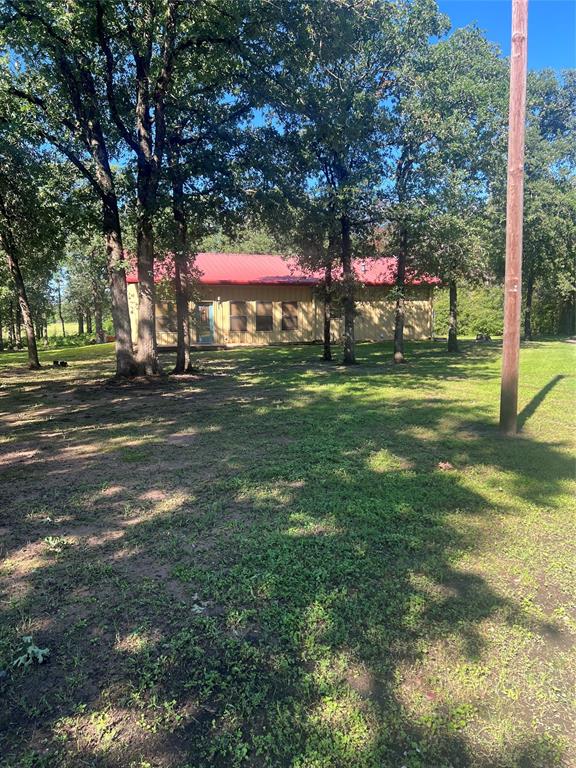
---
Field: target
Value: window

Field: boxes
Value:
[281,301,299,331]
[197,305,210,326]
[158,302,177,332]
[230,301,248,332]
[256,301,273,331]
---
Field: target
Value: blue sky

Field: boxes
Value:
[438,0,575,70]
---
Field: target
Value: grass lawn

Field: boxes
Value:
[0,340,574,768]
[45,321,79,338]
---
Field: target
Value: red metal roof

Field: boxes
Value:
[126,252,439,286]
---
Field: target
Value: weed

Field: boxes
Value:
[12,636,50,669]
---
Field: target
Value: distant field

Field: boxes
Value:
[0,340,574,768]
[46,321,79,337]
[44,321,114,339]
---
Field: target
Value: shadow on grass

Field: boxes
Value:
[517,374,566,431]
[0,342,573,768]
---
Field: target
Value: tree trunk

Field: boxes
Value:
[77,312,84,335]
[93,0,172,375]
[134,216,161,375]
[3,245,40,368]
[102,198,135,376]
[131,48,169,377]
[86,310,93,335]
[15,303,22,346]
[84,102,135,375]
[559,290,575,336]
[447,279,459,353]
[173,255,192,373]
[168,143,193,374]
[57,283,65,337]
[8,301,15,347]
[341,215,356,365]
[323,261,332,362]
[94,295,105,343]
[524,273,534,340]
[0,313,3,350]
[393,227,408,363]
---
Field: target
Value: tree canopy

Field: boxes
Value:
[0,0,573,371]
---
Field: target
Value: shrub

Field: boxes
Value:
[433,285,504,337]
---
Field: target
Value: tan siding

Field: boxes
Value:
[354,285,432,340]
[130,281,433,346]
[155,301,178,346]
[127,284,139,342]
[405,291,433,339]
[202,284,316,345]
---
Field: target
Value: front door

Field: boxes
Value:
[196,303,214,344]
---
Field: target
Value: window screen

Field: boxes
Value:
[256,301,273,331]
[230,301,248,332]
[281,302,298,331]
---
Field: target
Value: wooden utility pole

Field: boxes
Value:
[499,0,528,435]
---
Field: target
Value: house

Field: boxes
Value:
[126,252,438,347]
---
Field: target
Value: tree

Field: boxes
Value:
[522,178,575,339]
[54,271,66,337]
[521,70,575,339]
[262,183,340,361]
[246,124,337,361]
[88,0,179,374]
[65,235,110,343]
[198,227,280,255]
[286,210,340,363]
[409,181,490,352]
[0,278,12,349]
[260,0,447,364]
[0,130,64,367]
[2,0,257,374]
[160,24,258,374]
[384,25,506,360]
[1,1,136,375]
[21,272,52,343]
[92,0,271,374]
[484,69,576,339]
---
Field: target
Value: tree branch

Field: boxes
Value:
[8,86,78,137]
[44,136,103,199]
[6,0,69,49]
[95,0,139,154]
